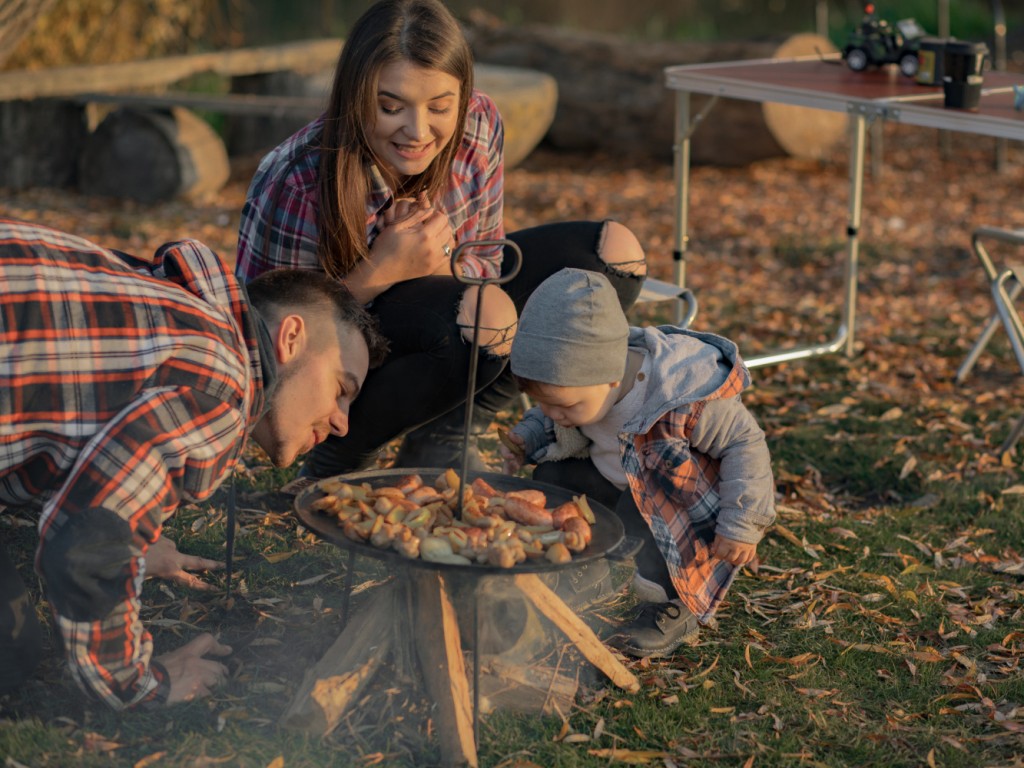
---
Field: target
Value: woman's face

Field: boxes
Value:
[368,60,462,179]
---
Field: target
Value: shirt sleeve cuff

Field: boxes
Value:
[140,660,172,708]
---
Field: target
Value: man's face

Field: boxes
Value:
[368,60,461,179]
[252,323,370,468]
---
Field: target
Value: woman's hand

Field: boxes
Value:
[145,536,224,592]
[373,196,455,281]
[342,194,458,303]
[710,535,758,567]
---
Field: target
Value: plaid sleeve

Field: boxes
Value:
[448,91,505,279]
[38,387,244,709]
[236,148,321,281]
[686,396,776,544]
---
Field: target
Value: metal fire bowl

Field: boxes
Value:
[293,468,626,574]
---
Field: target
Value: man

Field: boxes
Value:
[0,218,387,709]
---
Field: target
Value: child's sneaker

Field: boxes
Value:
[618,600,699,658]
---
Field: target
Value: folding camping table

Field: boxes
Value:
[663,53,1024,368]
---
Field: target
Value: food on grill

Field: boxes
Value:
[309,469,594,567]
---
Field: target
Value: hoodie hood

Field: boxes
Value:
[623,324,750,435]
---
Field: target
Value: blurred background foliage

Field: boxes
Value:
[2,0,1021,70]
[1,0,221,70]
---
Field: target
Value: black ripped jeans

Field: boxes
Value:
[303,221,644,476]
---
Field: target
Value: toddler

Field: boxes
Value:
[501,268,776,657]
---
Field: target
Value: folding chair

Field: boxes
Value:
[634,277,698,329]
[955,226,1024,452]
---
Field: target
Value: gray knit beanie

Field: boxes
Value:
[511,268,629,386]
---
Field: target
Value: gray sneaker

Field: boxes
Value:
[618,600,699,658]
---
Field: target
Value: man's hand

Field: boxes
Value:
[145,536,224,591]
[156,633,232,704]
[710,535,758,567]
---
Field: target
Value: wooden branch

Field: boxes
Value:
[513,573,640,693]
[278,582,396,737]
[0,38,343,101]
[414,573,478,768]
[74,91,325,117]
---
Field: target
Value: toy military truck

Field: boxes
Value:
[843,3,927,77]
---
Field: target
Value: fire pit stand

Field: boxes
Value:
[280,242,641,766]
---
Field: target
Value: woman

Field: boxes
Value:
[236,0,647,476]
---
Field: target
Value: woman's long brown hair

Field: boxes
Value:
[317,0,474,282]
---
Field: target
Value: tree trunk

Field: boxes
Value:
[464,14,847,165]
[78,106,229,202]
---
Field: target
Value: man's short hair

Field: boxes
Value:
[245,269,388,366]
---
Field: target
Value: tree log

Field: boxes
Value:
[464,14,847,165]
[279,582,397,737]
[513,573,640,693]
[78,106,229,202]
[0,98,87,190]
[413,573,478,768]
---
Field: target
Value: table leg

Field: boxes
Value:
[843,111,867,358]
[739,112,866,368]
[672,89,691,327]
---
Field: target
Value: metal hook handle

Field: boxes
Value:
[450,239,522,517]
[450,239,523,286]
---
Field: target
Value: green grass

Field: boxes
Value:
[3,371,1024,767]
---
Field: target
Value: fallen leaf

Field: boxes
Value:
[828,527,858,540]
[587,749,670,764]
[899,455,918,480]
[262,551,297,563]
[134,753,167,768]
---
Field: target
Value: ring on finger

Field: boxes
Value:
[442,243,453,259]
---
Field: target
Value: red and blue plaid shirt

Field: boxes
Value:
[0,219,265,709]
[236,89,505,281]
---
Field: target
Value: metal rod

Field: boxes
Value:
[450,240,523,519]
[956,313,1007,383]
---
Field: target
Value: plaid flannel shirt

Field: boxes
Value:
[236,89,505,281]
[0,219,265,709]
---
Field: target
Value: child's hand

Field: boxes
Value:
[710,535,758,567]
[498,428,526,474]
